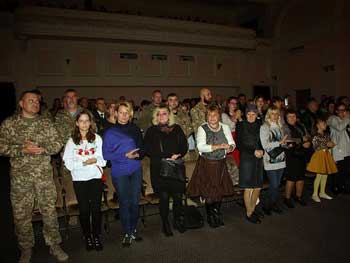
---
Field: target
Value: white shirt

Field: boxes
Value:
[97,110,105,119]
[196,122,235,155]
[221,113,236,132]
[63,134,107,181]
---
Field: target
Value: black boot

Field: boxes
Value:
[206,203,219,228]
[162,219,174,237]
[173,215,187,233]
[213,202,224,226]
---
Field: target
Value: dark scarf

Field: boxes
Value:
[158,124,174,134]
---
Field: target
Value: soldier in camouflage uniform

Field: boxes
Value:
[190,88,213,136]
[135,90,162,133]
[55,89,86,145]
[0,91,68,263]
[167,93,197,161]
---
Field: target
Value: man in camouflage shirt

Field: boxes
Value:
[135,89,162,133]
[190,88,213,136]
[167,93,193,138]
[0,90,68,263]
[167,93,198,161]
[55,89,84,145]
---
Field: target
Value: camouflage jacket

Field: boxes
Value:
[135,104,157,132]
[190,102,207,136]
[54,107,95,145]
[173,108,193,138]
[0,114,62,170]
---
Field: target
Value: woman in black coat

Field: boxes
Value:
[144,105,188,237]
[283,109,311,208]
[236,105,264,224]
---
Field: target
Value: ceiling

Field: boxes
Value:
[0,0,289,37]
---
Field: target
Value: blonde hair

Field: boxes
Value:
[116,101,134,121]
[264,106,283,128]
[152,105,175,126]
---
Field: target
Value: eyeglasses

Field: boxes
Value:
[337,108,346,112]
[26,99,40,105]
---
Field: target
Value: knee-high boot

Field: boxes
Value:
[213,202,224,226]
[205,203,219,228]
[172,193,186,233]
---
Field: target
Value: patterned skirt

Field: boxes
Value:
[307,149,338,175]
[187,156,235,202]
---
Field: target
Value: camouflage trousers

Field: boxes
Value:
[10,165,62,250]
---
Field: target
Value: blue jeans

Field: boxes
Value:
[112,168,142,235]
[266,168,284,207]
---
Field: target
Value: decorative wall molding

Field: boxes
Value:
[14,7,256,50]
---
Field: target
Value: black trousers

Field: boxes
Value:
[73,179,103,236]
[159,192,183,221]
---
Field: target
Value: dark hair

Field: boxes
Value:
[140,100,151,107]
[72,110,96,145]
[64,89,77,95]
[285,108,297,116]
[335,102,346,111]
[307,97,317,104]
[271,96,282,104]
[336,96,348,104]
[225,96,238,115]
[19,90,39,101]
[167,93,177,99]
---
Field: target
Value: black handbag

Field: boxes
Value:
[159,137,186,182]
[183,196,204,229]
[267,146,284,159]
[160,158,186,182]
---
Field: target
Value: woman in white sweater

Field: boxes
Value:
[63,111,106,251]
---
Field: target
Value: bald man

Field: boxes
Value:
[190,88,212,136]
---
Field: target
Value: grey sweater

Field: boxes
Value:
[260,122,286,171]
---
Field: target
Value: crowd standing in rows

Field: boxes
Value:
[0,88,349,263]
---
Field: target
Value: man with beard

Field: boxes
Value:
[190,88,213,136]
[167,93,193,139]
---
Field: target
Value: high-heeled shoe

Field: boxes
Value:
[85,235,94,251]
[93,235,103,251]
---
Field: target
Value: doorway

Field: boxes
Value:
[253,85,271,100]
[0,82,16,123]
[295,89,311,110]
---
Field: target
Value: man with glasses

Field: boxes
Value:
[0,90,68,263]
[328,102,350,194]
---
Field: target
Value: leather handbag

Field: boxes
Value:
[267,146,284,159]
[160,158,186,182]
[159,136,186,182]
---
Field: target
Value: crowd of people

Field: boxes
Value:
[1,87,349,263]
